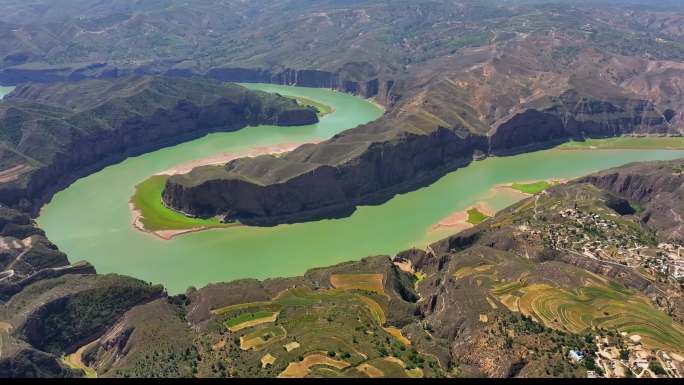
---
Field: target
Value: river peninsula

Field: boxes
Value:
[38,82,684,293]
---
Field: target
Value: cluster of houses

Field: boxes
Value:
[568,333,683,378]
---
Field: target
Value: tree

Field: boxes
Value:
[649,360,666,376]
[619,349,629,361]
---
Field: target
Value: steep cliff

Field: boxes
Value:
[0,63,396,107]
[163,85,677,225]
[163,118,488,225]
[62,159,684,378]
[5,158,684,378]
[577,159,684,242]
[0,206,96,301]
[205,66,395,105]
[4,274,163,354]
[0,76,317,214]
[489,90,675,154]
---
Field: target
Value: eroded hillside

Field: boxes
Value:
[4,158,684,378]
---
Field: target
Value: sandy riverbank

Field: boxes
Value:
[430,202,496,233]
[427,179,569,239]
[155,141,318,176]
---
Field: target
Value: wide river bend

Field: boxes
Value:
[36,84,684,293]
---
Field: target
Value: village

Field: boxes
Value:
[535,207,684,378]
[546,207,684,285]
[568,332,684,378]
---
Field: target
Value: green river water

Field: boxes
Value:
[36,84,684,293]
[0,86,14,99]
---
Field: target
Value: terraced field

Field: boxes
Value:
[225,311,278,332]
[453,265,494,280]
[494,282,684,353]
[211,285,438,377]
[241,325,287,350]
[278,354,350,378]
[330,274,385,296]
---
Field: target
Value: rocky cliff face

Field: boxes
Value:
[489,90,675,154]
[0,63,396,107]
[13,275,163,354]
[163,123,488,225]
[5,158,684,378]
[0,206,96,301]
[0,76,317,215]
[162,86,677,226]
[577,159,684,242]
[205,67,395,106]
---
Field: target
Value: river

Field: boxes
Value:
[37,84,684,293]
[0,86,14,99]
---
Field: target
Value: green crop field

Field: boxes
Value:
[131,175,235,231]
[467,208,489,225]
[213,286,440,377]
[225,311,276,328]
[557,137,684,150]
[62,355,97,378]
[510,181,552,195]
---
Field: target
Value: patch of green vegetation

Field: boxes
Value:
[211,301,278,316]
[225,311,275,328]
[294,96,333,117]
[511,181,552,195]
[649,360,666,376]
[209,286,442,378]
[29,276,162,354]
[551,45,580,62]
[495,311,589,378]
[557,137,684,151]
[61,356,97,378]
[131,175,236,232]
[449,32,491,49]
[628,201,644,214]
[466,208,489,225]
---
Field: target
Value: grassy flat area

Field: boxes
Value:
[511,181,552,195]
[466,208,489,225]
[131,175,234,232]
[225,311,277,328]
[295,96,333,117]
[557,137,684,150]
